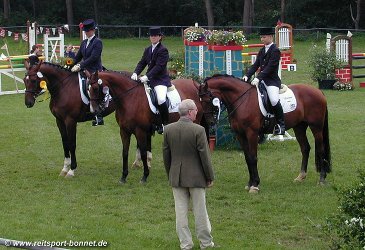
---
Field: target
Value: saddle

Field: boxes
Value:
[257,82,289,134]
[258,82,288,114]
[146,86,172,110]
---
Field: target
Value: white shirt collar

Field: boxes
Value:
[87,34,95,41]
[151,42,159,52]
[265,42,273,52]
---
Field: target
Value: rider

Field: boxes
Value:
[242,27,285,136]
[131,26,171,134]
[71,19,104,126]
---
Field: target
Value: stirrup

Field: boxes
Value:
[273,124,285,135]
[92,115,104,126]
[157,124,164,134]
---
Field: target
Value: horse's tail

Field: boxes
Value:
[321,106,331,173]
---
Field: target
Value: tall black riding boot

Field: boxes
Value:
[272,101,285,135]
[92,114,104,126]
[157,102,169,134]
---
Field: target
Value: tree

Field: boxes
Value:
[65,0,74,30]
[243,0,254,34]
[203,0,214,29]
[3,0,10,20]
[350,0,363,29]
[93,0,98,24]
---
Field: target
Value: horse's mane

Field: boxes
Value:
[204,74,247,85]
[41,62,72,72]
[104,70,132,77]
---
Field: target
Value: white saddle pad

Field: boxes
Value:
[78,73,90,105]
[78,73,112,106]
[144,84,181,114]
[256,84,297,117]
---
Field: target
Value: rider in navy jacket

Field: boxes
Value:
[131,27,171,134]
[71,19,104,126]
[243,27,285,136]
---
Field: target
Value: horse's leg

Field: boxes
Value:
[237,129,260,193]
[147,134,152,169]
[56,118,71,176]
[119,128,131,184]
[65,120,78,177]
[135,129,150,183]
[292,123,310,182]
[309,126,327,185]
[132,146,142,168]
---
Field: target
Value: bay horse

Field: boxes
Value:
[24,60,115,177]
[199,74,331,193]
[86,70,208,183]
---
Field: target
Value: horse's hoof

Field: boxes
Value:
[59,170,68,177]
[140,177,147,184]
[318,180,326,186]
[132,161,141,169]
[119,178,127,184]
[65,169,75,178]
[294,173,307,182]
[248,186,259,194]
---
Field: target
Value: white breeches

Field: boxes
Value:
[154,85,168,105]
[264,83,280,106]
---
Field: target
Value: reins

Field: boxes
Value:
[223,86,254,119]
[26,64,74,100]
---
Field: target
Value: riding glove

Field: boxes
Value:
[242,75,248,82]
[251,77,260,86]
[139,75,149,84]
[131,73,138,81]
[71,64,81,72]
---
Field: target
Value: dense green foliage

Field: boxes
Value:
[327,171,365,249]
[0,0,360,30]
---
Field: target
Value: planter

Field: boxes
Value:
[318,79,336,90]
[208,136,216,151]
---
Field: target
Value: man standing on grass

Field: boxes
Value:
[163,99,216,250]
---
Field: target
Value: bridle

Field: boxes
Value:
[198,85,220,125]
[199,81,254,121]
[25,64,74,100]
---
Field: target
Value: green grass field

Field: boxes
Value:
[0,36,364,249]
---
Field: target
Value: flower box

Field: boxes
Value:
[208,45,243,51]
[184,40,207,46]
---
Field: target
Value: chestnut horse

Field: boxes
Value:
[199,74,331,193]
[24,61,115,177]
[87,71,208,183]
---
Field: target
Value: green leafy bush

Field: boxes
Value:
[326,170,365,249]
[308,45,344,81]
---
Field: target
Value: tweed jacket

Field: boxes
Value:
[134,42,171,88]
[74,36,103,73]
[246,43,281,87]
[163,117,214,188]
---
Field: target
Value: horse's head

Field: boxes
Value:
[198,81,220,127]
[85,70,109,114]
[24,58,47,108]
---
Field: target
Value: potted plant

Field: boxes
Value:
[184,26,207,42]
[308,45,345,89]
[206,30,246,46]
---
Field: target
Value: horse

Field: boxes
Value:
[86,70,208,184]
[24,60,115,177]
[198,74,331,193]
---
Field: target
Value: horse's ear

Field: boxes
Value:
[202,81,208,91]
[24,59,30,70]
